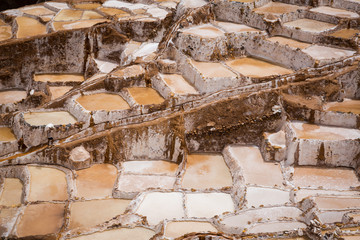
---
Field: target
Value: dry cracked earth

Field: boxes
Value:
[0,0,360,239]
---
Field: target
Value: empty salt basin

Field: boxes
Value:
[225,57,293,78]
[15,16,47,39]
[0,25,12,42]
[324,99,360,115]
[164,221,218,238]
[49,86,73,100]
[126,87,165,105]
[329,28,360,39]
[23,111,77,126]
[0,127,18,156]
[0,90,27,105]
[180,24,225,38]
[0,127,16,142]
[283,19,336,33]
[69,227,155,240]
[76,93,130,111]
[0,178,23,207]
[34,73,84,84]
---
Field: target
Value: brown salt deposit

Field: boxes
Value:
[70,227,155,240]
[226,57,293,78]
[23,111,77,126]
[324,99,360,114]
[73,3,101,10]
[16,203,65,237]
[76,164,118,199]
[0,90,27,105]
[293,167,360,190]
[0,127,16,142]
[53,19,109,31]
[68,199,131,230]
[0,178,23,206]
[34,74,84,83]
[283,19,336,32]
[27,166,68,201]
[254,2,306,16]
[0,25,12,41]
[76,93,130,111]
[122,160,178,175]
[165,221,218,238]
[127,87,165,105]
[267,36,311,49]
[54,9,83,21]
[81,11,104,20]
[181,24,225,38]
[15,16,47,38]
[181,154,233,189]
[161,74,198,95]
[329,28,360,39]
[20,6,54,16]
[49,86,73,100]
[190,59,237,78]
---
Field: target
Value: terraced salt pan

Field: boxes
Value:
[117,174,176,193]
[247,221,306,234]
[98,7,130,17]
[34,74,84,83]
[23,111,77,126]
[15,16,47,38]
[52,19,109,31]
[122,160,178,175]
[314,196,360,210]
[164,221,218,238]
[181,154,233,189]
[190,60,237,78]
[49,86,73,100]
[265,130,286,147]
[253,2,306,16]
[293,167,360,190]
[0,90,27,104]
[185,193,235,218]
[82,11,104,20]
[54,9,83,21]
[329,28,360,39]
[283,19,336,32]
[310,6,359,18]
[28,166,68,201]
[16,203,65,237]
[214,21,260,33]
[0,127,16,142]
[295,189,360,202]
[160,74,198,95]
[76,93,130,111]
[73,3,101,10]
[76,164,117,199]
[324,99,360,114]
[225,57,293,78]
[245,187,290,207]
[0,178,23,206]
[20,6,55,16]
[302,45,355,61]
[0,207,19,237]
[267,36,311,49]
[291,122,360,140]
[226,146,284,187]
[181,24,225,38]
[70,227,155,240]
[0,25,12,41]
[135,192,185,225]
[127,87,165,105]
[68,199,131,230]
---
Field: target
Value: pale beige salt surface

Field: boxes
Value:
[283,19,336,32]
[73,3,101,10]
[160,74,198,95]
[122,160,178,175]
[23,111,77,126]
[295,189,360,202]
[220,206,302,228]
[246,187,289,207]
[117,174,176,192]
[329,28,360,39]
[293,167,360,190]
[213,21,260,33]
[69,199,130,230]
[265,130,286,147]
[0,25,12,41]
[111,64,144,78]
[181,24,224,38]
[27,166,68,201]
[181,154,233,189]
[135,192,184,225]
[303,45,355,60]
[0,90,27,104]
[76,93,130,111]
[76,164,117,199]
[227,146,284,187]
[20,6,54,16]
[248,221,306,234]
[34,74,84,83]
[254,2,306,16]
[190,59,237,78]
[185,193,235,218]
[70,227,155,240]
[0,127,16,142]
[225,57,293,78]
[165,221,218,238]
[15,16,47,38]
[54,9,83,21]
[314,196,360,210]
[49,86,73,100]
[16,203,65,237]
[267,36,311,49]
[324,99,360,114]
[310,6,359,18]
[53,19,109,31]
[290,122,360,140]
[340,236,360,240]
[127,87,165,105]
[0,178,22,206]
[0,207,20,236]
[81,11,104,20]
